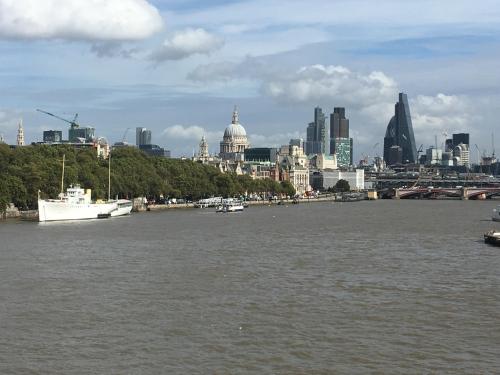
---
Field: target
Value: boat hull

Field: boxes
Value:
[110,200,133,217]
[38,200,117,222]
[484,231,500,246]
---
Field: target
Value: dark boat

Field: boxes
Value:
[484,230,500,246]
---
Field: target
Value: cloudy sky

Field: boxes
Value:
[0,0,499,161]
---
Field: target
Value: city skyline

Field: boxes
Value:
[0,0,499,160]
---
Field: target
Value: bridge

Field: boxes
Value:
[387,187,500,200]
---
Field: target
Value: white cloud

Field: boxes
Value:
[263,64,398,109]
[410,93,474,147]
[249,131,305,148]
[162,124,222,143]
[150,28,224,62]
[0,0,163,41]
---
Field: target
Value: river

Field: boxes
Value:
[0,200,499,374]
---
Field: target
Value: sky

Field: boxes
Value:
[0,0,499,162]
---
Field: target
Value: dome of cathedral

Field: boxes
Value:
[224,123,247,138]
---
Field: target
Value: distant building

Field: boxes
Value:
[69,124,95,143]
[383,93,418,165]
[16,120,25,146]
[219,106,250,161]
[329,107,353,167]
[310,169,365,191]
[305,107,326,155]
[136,127,152,146]
[388,145,403,165]
[244,148,277,163]
[139,144,170,158]
[453,143,470,168]
[452,133,469,147]
[309,153,337,170]
[43,130,63,143]
[425,147,442,165]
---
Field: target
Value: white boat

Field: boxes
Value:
[38,153,132,222]
[493,205,500,222]
[216,201,244,213]
[109,199,133,217]
[38,185,117,222]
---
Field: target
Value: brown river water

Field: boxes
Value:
[0,199,499,374]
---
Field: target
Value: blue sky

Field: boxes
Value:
[0,0,499,160]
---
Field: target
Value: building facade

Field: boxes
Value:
[383,93,418,165]
[43,130,63,143]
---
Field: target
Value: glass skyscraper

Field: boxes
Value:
[383,93,417,165]
[305,107,326,155]
[330,107,352,167]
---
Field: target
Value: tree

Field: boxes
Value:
[335,179,350,192]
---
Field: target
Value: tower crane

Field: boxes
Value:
[36,109,80,129]
[121,127,131,143]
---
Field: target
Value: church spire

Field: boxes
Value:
[16,119,25,146]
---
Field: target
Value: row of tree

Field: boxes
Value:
[0,144,296,212]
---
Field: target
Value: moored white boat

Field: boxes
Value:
[38,185,117,222]
[109,199,133,217]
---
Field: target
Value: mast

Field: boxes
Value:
[108,151,111,201]
[60,154,65,197]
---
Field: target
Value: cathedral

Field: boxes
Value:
[219,106,249,161]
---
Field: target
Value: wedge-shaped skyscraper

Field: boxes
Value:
[383,93,417,165]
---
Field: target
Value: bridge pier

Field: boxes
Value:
[461,187,468,200]
[394,188,400,199]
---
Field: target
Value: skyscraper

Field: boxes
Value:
[329,107,352,167]
[305,107,326,155]
[136,127,152,146]
[383,93,418,165]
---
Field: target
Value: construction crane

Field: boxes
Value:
[37,109,80,129]
[417,144,423,163]
[121,127,131,143]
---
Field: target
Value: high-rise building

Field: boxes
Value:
[68,125,95,143]
[136,127,152,146]
[43,130,63,143]
[305,107,326,155]
[329,107,352,167]
[452,133,469,147]
[383,93,418,165]
[453,143,470,168]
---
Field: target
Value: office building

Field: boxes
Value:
[136,127,152,146]
[305,107,326,155]
[67,122,94,143]
[329,107,353,167]
[383,93,418,165]
[43,130,63,143]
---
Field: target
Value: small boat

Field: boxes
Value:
[484,230,500,246]
[216,201,244,213]
[492,205,500,222]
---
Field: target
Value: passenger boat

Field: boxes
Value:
[484,230,500,246]
[492,205,500,222]
[216,201,244,213]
